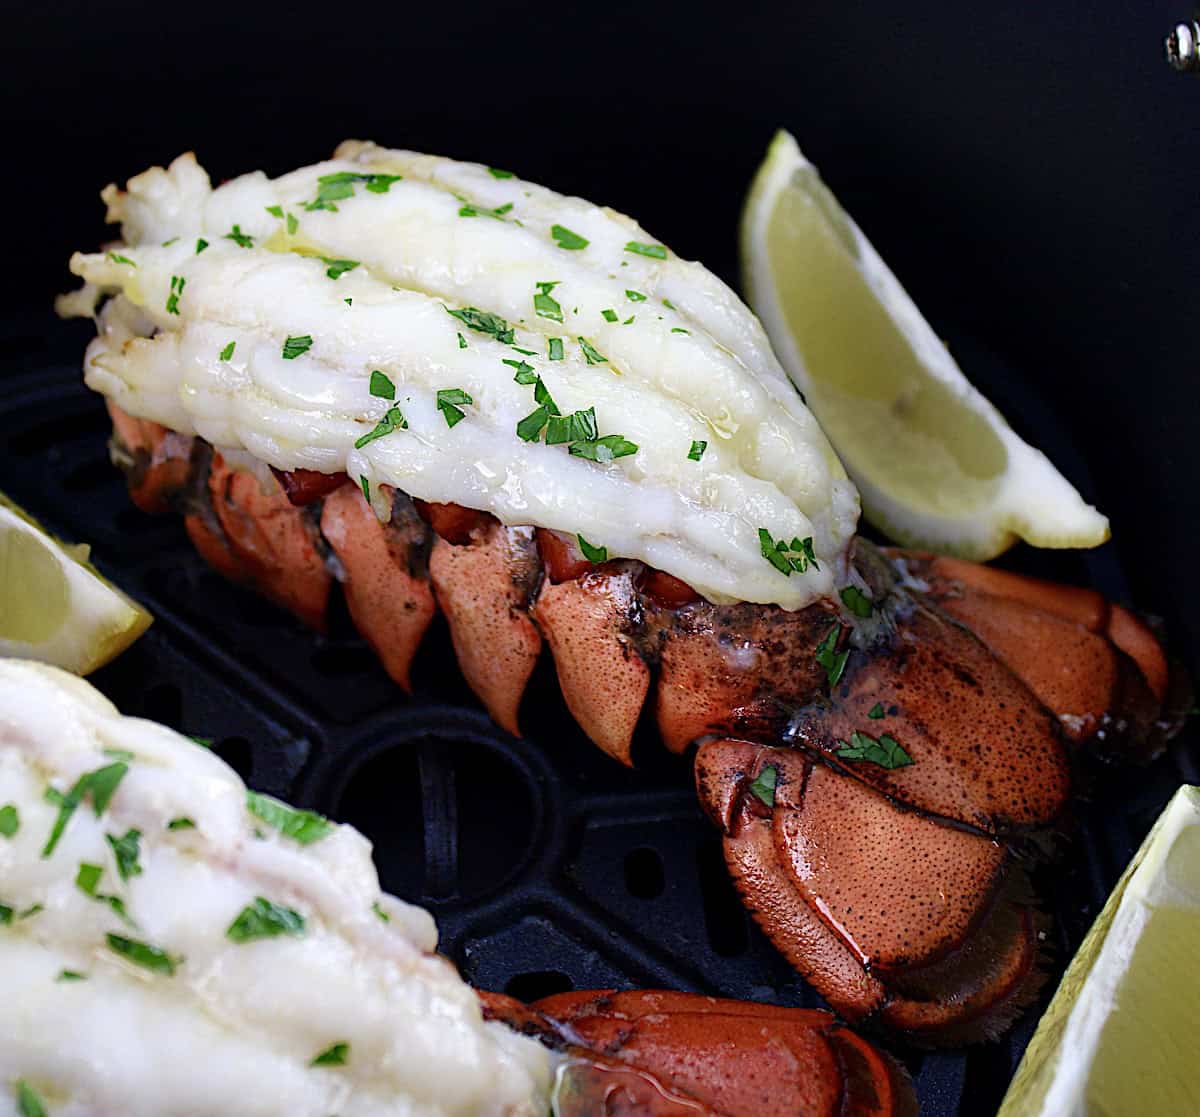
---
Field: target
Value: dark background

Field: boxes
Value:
[5,0,1199,668]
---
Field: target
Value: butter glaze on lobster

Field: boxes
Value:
[62,146,1186,1047]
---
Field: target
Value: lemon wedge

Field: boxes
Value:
[998,784,1200,1116]
[741,130,1110,560]
[0,494,151,673]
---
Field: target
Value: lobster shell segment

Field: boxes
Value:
[483,990,917,1117]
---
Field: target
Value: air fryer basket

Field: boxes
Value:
[3,319,1196,1115]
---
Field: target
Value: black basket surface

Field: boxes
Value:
[2,314,1197,1117]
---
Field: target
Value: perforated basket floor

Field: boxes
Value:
[3,337,1197,1116]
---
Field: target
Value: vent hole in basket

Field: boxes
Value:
[504,970,573,1003]
[212,736,254,782]
[623,846,666,900]
[142,682,182,728]
[696,835,748,957]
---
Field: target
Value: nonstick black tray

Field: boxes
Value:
[3,323,1197,1117]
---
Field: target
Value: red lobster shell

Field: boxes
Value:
[110,405,1186,1046]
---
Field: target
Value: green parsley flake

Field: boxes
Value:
[167,817,196,830]
[219,341,236,362]
[568,434,638,462]
[224,225,254,249]
[287,212,299,235]
[345,297,353,306]
[227,897,306,943]
[437,388,474,428]
[165,275,185,315]
[246,792,333,844]
[577,337,607,365]
[360,476,371,503]
[189,736,213,749]
[75,862,103,895]
[459,200,513,220]
[516,406,551,442]
[534,281,563,322]
[504,359,536,382]
[57,970,87,982]
[601,309,618,323]
[369,370,396,400]
[511,346,538,355]
[305,171,402,212]
[195,238,209,254]
[577,535,607,563]
[548,337,564,361]
[106,829,142,881]
[161,237,179,247]
[107,933,180,975]
[311,1042,350,1067]
[747,764,778,808]
[868,702,886,720]
[835,731,914,770]
[546,407,598,445]
[0,804,17,838]
[671,327,690,335]
[265,205,284,218]
[623,316,635,325]
[625,241,667,259]
[624,289,646,302]
[840,585,873,617]
[758,530,819,576]
[281,335,314,360]
[106,252,136,267]
[550,224,589,250]
[0,904,11,925]
[458,332,467,349]
[354,405,408,449]
[18,904,43,921]
[42,762,129,858]
[445,306,514,343]
[15,1081,48,1117]
[372,901,391,923]
[487,167,515,179]
[688,440,707,462]
[321,257,359,280]
[815,623,849,690]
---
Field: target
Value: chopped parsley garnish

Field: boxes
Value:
[18,904,43,920]
[372,901,391,922]
[246,792,333,845]
[623,315,635,325]
[814,624,849,690]
[57,970,87,982]
[550,224,589,250]
[103,748,135,762]
[165,275,185,315]
[360,475,371,503]
[106,829,142,881]
[369,370,396,400]
[517,406,552,442]
[219,341,236,362]
[457,332,467,349]
[662,298,676,310]
[224,224,254,249]
[266,204,283,218]
[167,817,196,830]
[161,237,179,247]
[546,407,597,445]
[75,862,103,895]
[445,306,514,344]
[577,337,607,365]
[287,212,299,235]
[747,764,778,808]
[195,238,209,254]
[758,530,819,576]
[107,252,136,267]
[533,281,563,322]
[548,337,564,361]
[311,1042,350,1067]
[106,933,180,975]
[835,731,913,770]
[42,762,129,858]
[437,388,474,428]
[840,585,874,617]
[345,297,353,306]
[601,309,618,323]
[281,334,314,360]
[15,1081,48,1117]
[354,405,408,448]
[868,702,886,720]
[504,358,536,382]
[189,736,213,749]
[624,289,646,302]
[569,434,638,462]
[227,897,306,943]
[577,534,607,563]
[511,346,537,355]
[625,241,667,259]
[0,904,10,925]
[688,440,707,461]
[487,166,514,179]
[459,200,513,219]
[671,327,690,335]
[321,257,359,280]
[0,804,17,838]
[305,171,402,212]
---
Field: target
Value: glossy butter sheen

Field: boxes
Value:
[60,144,858,608]
[0,660,553,1117]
